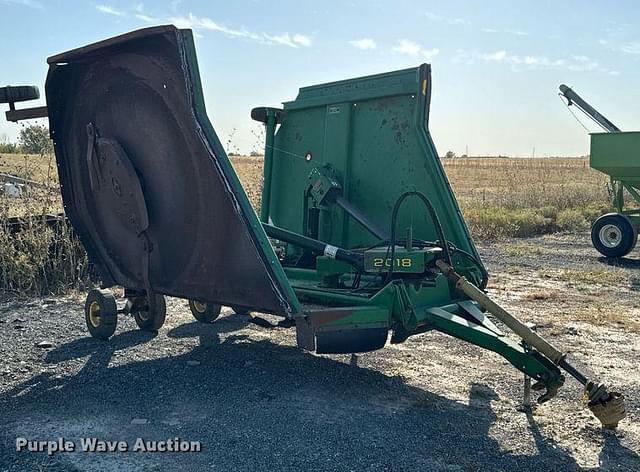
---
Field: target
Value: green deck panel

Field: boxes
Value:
[265,64,484,283]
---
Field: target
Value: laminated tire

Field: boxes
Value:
[132,294,166,331]
[188,300,221,323]
[591,213,637,258]
[84,288,118,339]
[231,306,252,316]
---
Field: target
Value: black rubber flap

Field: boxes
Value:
[45,26,297,316]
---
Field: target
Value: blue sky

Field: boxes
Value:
[1,0,639,156]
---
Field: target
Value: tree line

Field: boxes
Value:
[0,124,53,155]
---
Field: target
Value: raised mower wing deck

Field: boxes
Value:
[45,25,300,316]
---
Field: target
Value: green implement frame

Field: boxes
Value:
[1,27,624,428]
[253,65,566,398]
[251,67,625,425]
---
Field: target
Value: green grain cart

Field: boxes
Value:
[560,84,640,257]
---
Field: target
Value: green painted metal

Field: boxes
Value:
[363,246,439,273]
[253,63,564,393]
[425,307,563,388]
[591,132,640,184]
[265,64,485,286]
[591,132,640,218]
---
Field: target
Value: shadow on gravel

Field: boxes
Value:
[0,314,632,471]
[597,256,640,270]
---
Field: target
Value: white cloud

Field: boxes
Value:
[393,39,421,56]
[263,32,312,48]
[481,50,507,62]
[133,3,157,22]
[169,13,311,48]
[621,42,640,55]
[425,11,469,25]
[482,28,528,36]
[571,55,590,62]
[459,49,612,74]
[598,36,640,59]
[1,0,43,9]
[393,39,439,60]
[349,38,377,50]
[292,33,311,47]
[96,4,125,17]
[135,13,157,23]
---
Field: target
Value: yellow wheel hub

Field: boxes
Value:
[193,301,207,313]
[88,301,101,328]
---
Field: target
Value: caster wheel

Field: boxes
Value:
[231,306,252,316]
[591,213,637,258]
[84,288,118,339]
[132,293,166,331]
[189,300,221,323]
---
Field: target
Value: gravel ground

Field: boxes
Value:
[0,233,639,471]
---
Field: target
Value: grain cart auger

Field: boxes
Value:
[559,84,640,258]
[0,26,625,429]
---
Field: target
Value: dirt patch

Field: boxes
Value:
[0,233,639,471]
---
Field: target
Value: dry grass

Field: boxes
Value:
[0,153,613,297]
[539,267,628,286]
[0,154,89,299]
[231,156,612,240]
[442,157,611,239]
[523,290,562,301]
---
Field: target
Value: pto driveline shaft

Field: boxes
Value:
[436,259,627,429]
[436,260,565,364]
[263,223,363,270]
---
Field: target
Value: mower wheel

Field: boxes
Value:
[132,293,167,331]
[84,288,118,339]
[189,300,221,323]
[231,306,252,316]
[591,213,637,258]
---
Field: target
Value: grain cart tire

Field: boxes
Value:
[231,306,252,315]
[84,289,118,339]
[189,300,222,323]
[132,294,167,331]
[591,213,637,258]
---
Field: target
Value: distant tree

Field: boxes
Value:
[18,124,52,155]
[249,151,262,157]
[444,151,456,159]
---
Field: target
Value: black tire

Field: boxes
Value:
[591,213,637,258]
[0,85,39,104]
[84,288,118,339]
[188,300,221,323]
[231,306,252,316]
[132,293,166,331]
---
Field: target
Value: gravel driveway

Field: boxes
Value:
[0,233,639,471]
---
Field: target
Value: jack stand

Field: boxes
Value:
[518,374,533,413]
[517,322,537,413]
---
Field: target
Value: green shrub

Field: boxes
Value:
[556,209,589,232]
